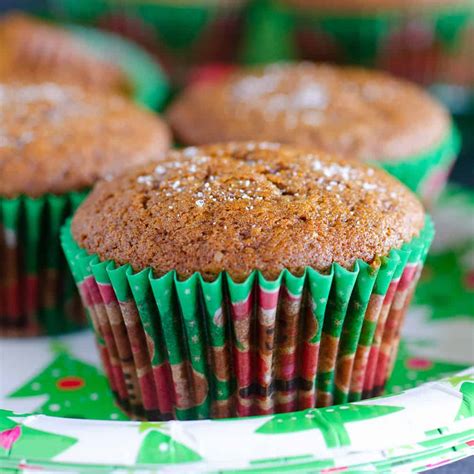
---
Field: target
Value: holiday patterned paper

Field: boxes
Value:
[61,213,433,421]
[0,411,77,461]
[0,192,86,337]
[5,342,126,421]
[0,369,472,471]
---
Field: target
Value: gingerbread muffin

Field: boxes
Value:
[0,13,129,95]
[0,82,171,336]
[252,1,473,88]
[168,63,460,205]
[63,142,434,420]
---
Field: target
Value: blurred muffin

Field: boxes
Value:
[168,62,460,204]
[63,142,433,420]
[0,13,130,95]
[263,0,473,88]
[49,0,248,84]
[0,82,171,336]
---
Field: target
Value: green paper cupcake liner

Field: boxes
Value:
[377,123,461,207]
[244,0,474,87]
[65,24,169,110]
[0,192,87,337]
[60,216,434,421]
[49,0,247,84]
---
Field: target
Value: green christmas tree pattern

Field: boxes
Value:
[136,422,202,464]
[415,244,474,320]
[6,343,126,420]
[387,342,469,394]
[0,410,77,460]
[255,404,404,448]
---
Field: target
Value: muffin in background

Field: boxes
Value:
[246,0,473,89]
[49,0,248,85]
[63,142,433,421]
[0,82,171,336]
[0,12,130,95]
[168,62,460,205]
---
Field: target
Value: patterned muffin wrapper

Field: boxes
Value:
[377,124,461,208]
[246,0,474,88]
[0,193,87,337]
[61,217,434,420]
[49,0,247,84]
[65,25,170,111]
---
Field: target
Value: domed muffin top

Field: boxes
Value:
[167,63,450,161]
[0,82,171,198]
[0,13,129,94]
[72,142,425,281]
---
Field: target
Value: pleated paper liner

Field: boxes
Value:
[0,192,87,337]
[245,0,474,87]
[49,0,248,85]
[377,124,461,208]
[61,216,434,421]
[65,25,169,110]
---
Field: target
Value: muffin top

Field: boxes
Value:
[72,142,425,282]
[167,63,450,161]
[0,13,129,95]
[282,0,469,11]
[0,82,171,198]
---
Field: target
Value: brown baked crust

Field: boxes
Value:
[0,13,129,95]
[281,0,470,12]
[0,83,171,198]
[167,63,450,161]
[72,142,425,281]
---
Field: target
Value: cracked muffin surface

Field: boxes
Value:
[72,142,425,281]
[0,82,171,198]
